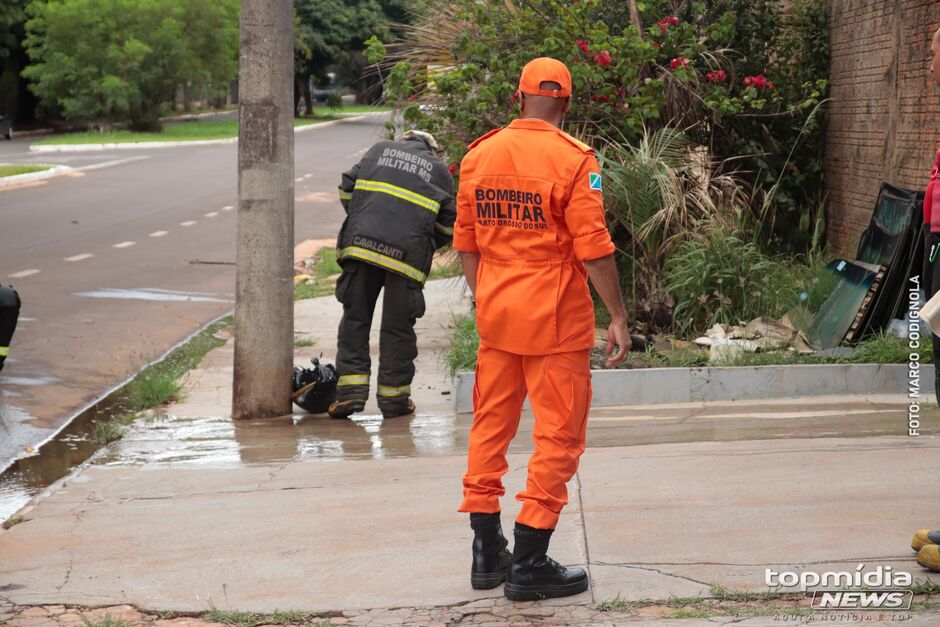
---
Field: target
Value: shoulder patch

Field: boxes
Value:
[557,131,594,154]
[467,128,504,151]
[589,172,603,192]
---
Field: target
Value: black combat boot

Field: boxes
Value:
[470,513,512,589]
[504,523,589,601]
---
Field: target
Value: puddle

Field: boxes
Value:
[73,288,231,303]
[100,412,462,467]
[0,374,60,387]
[0,396,121,521]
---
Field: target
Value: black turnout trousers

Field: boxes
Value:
[334,260,426,413]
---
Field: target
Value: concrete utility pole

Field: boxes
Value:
[233,0,295,420]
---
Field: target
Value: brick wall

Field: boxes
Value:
[824,0,939,256]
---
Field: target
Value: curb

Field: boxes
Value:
[0,164,74,189]
[28,112,384,153]
[453,363,933,412]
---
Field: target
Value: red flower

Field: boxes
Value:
[658,16,679,32]
[706,70,727,83]
[448,163,459,176]
[593,50,613,67]
[743,74,772,89]
[670,56,688,70]
[575,39,590,54]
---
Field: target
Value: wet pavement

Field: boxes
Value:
[91,395,937,471]
[2,279,939,624]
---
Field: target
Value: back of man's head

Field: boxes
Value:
[520,81,570,121]
[516,57,572,125]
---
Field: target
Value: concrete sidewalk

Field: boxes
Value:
[1,279,939,626]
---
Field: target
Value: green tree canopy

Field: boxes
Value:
[293,0,421,107]
[23,0,238,129]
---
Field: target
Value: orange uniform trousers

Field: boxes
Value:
[459,343,592,530]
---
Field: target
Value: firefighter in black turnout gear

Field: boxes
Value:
[330,130,456,419]
[0,285,20,373]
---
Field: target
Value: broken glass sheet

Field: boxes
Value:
[786,259,878,350]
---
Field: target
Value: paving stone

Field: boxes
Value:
[55,613,84,624]
[42,607,65,616]
[517,606,554,617]
[15,608,48,619]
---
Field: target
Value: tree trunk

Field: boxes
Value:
[628,0,643,36]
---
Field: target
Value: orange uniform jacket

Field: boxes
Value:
[453,118,615,354]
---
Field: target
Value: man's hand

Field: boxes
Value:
[584,254,630,367]
[605,315,631,367]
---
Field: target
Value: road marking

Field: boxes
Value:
[149,230,168,238]
[9,269,40,278]
[75,156,150,172]
[180,220,197,227]
[204,211,219,218]
[65,253,94,262]
[221,205,234,211]
[113,241,136,249]
[303,174,313,179]
[295,177,304,182]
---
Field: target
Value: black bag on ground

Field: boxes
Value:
[291,358,338,413]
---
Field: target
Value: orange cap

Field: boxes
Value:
[517,57,572,98]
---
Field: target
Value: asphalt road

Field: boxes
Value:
[0,114,387,471]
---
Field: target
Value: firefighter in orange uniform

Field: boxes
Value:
[453,57,631,600]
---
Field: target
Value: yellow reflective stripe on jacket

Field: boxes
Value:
[0,346,8,357]
[338,246,427,283]
[338,187,353,201]
[434,223,454,235]
[338,374,370,386]
[377,384,411,397]
[354,179,440,214]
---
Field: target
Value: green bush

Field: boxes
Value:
[665,229,810,336]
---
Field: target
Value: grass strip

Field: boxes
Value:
[204,607,331,626]
[36,116,331,145]
[0,164,50,177]
[90,317,231,443]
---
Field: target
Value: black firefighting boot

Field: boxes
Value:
[327,398,366,419]
[380,398,416,420]
[470,513,512,590]
[504,523,589,601]
[912,529,940,552]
